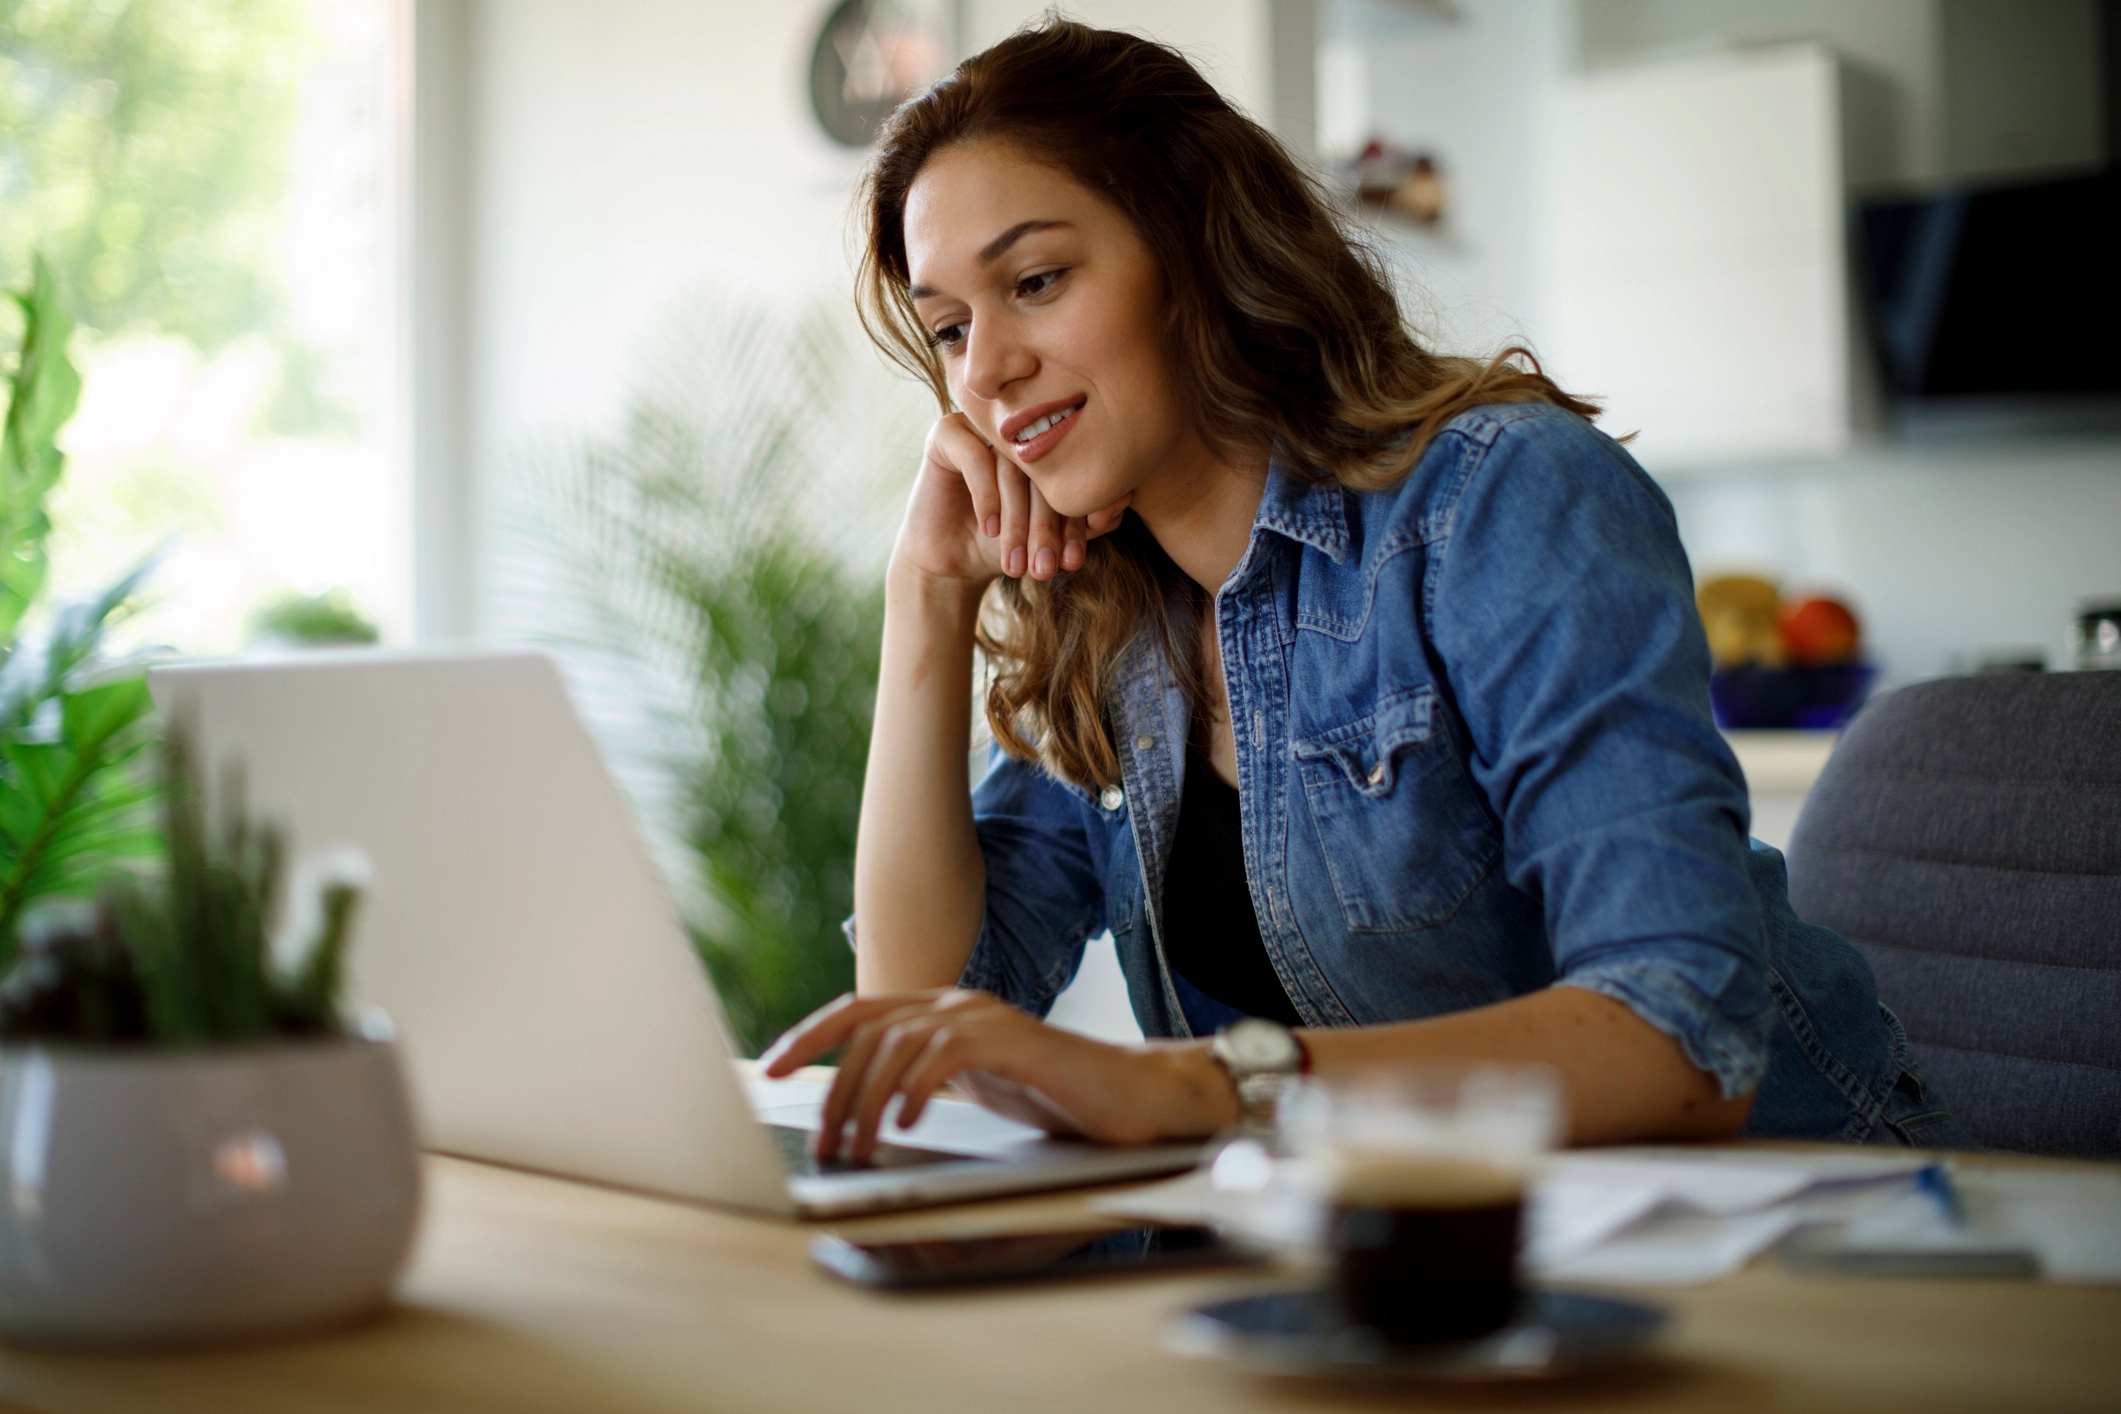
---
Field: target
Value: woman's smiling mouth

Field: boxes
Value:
[1003,397,1086,463]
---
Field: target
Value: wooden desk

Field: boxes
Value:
[1,1149,2115,1414]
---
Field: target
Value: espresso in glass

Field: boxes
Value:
[1327,1154,1526,1345]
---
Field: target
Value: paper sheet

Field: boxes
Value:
[1810,1167,2121,1285]
[1528,1148,1928,1284]
[1968,1168,2121,1283]
[1090,1147,2121,1288]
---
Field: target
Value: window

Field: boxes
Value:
[1,0,405,652]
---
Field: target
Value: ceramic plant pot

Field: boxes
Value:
[0,1038,421,1348]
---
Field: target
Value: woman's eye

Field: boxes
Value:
[1016,268,1065,299]
[928,321,967,351]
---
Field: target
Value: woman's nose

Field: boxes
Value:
[959,319,1036,404]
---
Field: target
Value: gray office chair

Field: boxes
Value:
[1784,672,2121,1157]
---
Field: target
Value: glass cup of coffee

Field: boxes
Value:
[1278,1063,1562,1345]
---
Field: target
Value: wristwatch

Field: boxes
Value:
[1210,1018,1309,1133]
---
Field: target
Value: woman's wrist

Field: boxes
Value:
[1136,1040,1243,1138]
[886,555,991,621]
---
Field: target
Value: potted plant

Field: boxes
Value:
[0,735,420,1347]
[0,262,419,1346]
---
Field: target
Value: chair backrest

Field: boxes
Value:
[1785,672,2121,1157]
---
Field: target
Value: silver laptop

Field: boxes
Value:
[148,650,1200,1217]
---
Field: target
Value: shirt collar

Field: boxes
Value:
[1251,458,1352,563]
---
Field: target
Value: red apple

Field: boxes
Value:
[1779,596,1861,666]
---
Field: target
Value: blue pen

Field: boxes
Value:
[1913,1163,1965,1228]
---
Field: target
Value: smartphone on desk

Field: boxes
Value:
[811,1223,1263,1290]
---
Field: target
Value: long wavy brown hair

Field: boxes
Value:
[857,19,1601,790]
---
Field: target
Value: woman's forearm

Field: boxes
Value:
[1299,988,1755,1145]
[852,563,992,992]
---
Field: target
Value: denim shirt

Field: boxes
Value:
[954,403,1911,1143]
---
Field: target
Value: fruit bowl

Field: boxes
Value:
[1708,661,1875,731]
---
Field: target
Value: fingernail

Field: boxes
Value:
[1063,539,1083,569]
[984,514,999,537]
[1035,548,1056,578]
[1007,547,1025,577]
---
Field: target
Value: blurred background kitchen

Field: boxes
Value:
[4,0,2116,1049]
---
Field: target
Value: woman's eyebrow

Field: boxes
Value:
[978,218,1069,263]
[909,219,1072,299]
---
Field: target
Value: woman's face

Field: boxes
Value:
[903,139,1197,519]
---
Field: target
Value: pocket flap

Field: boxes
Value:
[1289,687,1438,795]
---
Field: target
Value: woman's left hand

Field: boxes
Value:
[760,989,1239,1161]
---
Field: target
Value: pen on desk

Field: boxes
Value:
[1913,1162,1965,1228]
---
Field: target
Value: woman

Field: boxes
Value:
[765,21,1964,1158]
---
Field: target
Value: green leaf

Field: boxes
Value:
[0,256,81,646]
[275,881,359,1033]
[0,267,164,980]
[0,670,159,956]
[61,675,155,748]
[95,728,356,1047]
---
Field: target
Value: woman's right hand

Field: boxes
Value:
[893,412,1129,589]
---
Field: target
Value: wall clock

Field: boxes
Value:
[809,0,951,148]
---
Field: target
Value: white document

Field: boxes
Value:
[1528,1148,1929,1284]
[1091,1147,2121,1289]
[1812,1167,2121,1285]
[1969,1169,2121,1283]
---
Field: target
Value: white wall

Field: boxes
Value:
[464,2,871,509]
[1320,0,1569,357]
[968,2,1318,151]
[968,1,1271,116]
[1935,0,2106,179]
[444,0,1302,638]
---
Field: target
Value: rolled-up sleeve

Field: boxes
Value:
[1428,413,1773,1098]
[951,747,1108,1018]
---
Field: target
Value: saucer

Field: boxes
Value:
[1165,1287,1666,1381]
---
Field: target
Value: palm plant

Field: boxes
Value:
[509,296,918,1055]
[0,257,160,969]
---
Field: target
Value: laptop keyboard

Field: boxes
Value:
[768,1123,993,1177]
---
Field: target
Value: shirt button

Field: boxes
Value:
[1100,784,1125,811]
[1135,735,1156,751]
[1367,762,1387,786]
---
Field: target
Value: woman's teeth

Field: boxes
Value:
[1013,405,1078,445]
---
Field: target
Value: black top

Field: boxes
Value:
[1159,748,1304,1027]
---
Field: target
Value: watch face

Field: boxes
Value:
[1223,1019,1299,1073]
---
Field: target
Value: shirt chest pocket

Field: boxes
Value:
[1289,686,1500,933]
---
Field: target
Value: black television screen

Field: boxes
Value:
[1857,168,2120,401]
